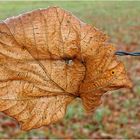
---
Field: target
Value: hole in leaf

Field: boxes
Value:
[111,71,115,75]
[65,59,73,65]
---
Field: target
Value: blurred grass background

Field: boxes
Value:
[0,1,140,139]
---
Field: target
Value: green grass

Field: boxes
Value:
[0,1,139,45]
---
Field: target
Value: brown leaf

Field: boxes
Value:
[0,6,132,130]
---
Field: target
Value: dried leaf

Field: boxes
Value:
[0,7,132,130]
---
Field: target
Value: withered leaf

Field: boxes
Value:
[0,7,132,130]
